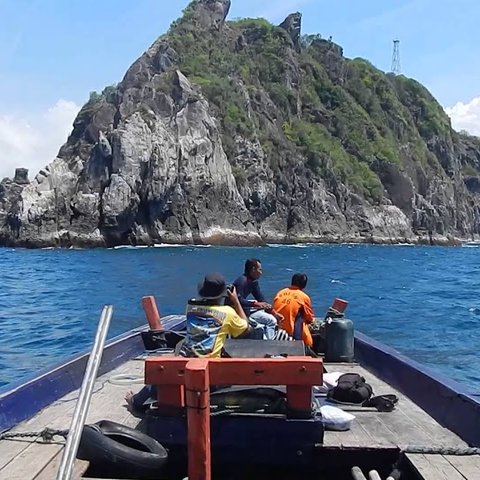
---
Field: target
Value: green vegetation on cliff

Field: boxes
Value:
[163,3,477,205]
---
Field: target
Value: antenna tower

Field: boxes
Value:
[391,39,401,75]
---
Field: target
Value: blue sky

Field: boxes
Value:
[1,0,479,178]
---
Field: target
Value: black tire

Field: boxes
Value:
[78,420,168,479]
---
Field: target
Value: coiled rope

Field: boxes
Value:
[107,373,144,385]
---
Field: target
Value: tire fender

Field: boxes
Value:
[77,420,168,479]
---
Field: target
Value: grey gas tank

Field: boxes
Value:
[325,315,354,362]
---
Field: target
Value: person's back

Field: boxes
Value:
[182,301,248,357]
[126,272,249,411]
[181,273,250,357]
[273,273,315,346]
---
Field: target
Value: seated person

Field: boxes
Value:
[126,273,250,410]
[231,258,281,339]
[180,272,250,357]
[272,273,315,348]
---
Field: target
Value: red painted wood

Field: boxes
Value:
[286,385,313,412]
[144,356,323,478]
[208,357,322,386]
[145,357,323,386]
[141,296,163,330]
[145,357,187,385]
[156,385,185,408]
[332,298,348,313]
[185,358,211,480]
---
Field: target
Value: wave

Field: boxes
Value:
[267,243,326,248]
[153,243,188,248]
[110,243,213,249]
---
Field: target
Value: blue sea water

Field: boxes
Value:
[0,244,479,391]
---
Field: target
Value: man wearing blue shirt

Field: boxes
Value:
[232,258,280,339]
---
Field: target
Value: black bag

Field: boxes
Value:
[327,373,373,404]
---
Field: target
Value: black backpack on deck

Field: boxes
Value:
[327,373,373,404]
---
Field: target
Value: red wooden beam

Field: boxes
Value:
[145,357,187,385]
[145,356,323,386]
[185,358,211,480]
[208,357,322,386]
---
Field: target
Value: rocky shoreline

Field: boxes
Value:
[1,0,480,250]
[0,222,469,249]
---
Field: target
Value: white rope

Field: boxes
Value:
[108,374,144,385]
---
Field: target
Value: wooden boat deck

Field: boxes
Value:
[323,363,480,479]
[1,357,479,480]
[322,363,466,449]
[0,358,144,480]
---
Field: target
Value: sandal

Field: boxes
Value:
[362,394,398,412]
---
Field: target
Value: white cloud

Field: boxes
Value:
[0,99,80,180]
[445,96,480,136]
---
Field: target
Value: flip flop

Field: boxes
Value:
[362,394,398,412]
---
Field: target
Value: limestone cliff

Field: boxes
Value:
[1,0,480,247]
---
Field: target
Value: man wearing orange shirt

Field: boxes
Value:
[272,273,315,347]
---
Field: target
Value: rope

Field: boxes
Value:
[54,379,108,405]
[108,374,144,385]
[0,428,69,442]
[210,408,235,416]
[402,445,480,456]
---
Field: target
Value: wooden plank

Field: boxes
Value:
[387,388,462,446]
[375,409,435,446]
[405,453,467,480]
[444,454,480,479]
[0,399,76,470]
[0,443,62,480]
[323,363,465,449]
[146,356,323,386]
[0,359,139,471]
[348,417,377,447]
[209,357,323,386]
[0,359,144,479]
[354,412,398,447]
[323,429,349,446]
[361,366,463,446]
[322,412,376,448]
[34,448,89,480]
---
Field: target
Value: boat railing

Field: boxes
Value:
[56,305,114,480]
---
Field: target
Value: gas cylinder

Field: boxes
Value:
[325,315,354,362]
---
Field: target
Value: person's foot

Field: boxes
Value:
[125,390,135,411]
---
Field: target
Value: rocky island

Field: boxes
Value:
[1,0,480,248]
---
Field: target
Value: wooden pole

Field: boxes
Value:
[185,358,211,480]
[141,296,163,330]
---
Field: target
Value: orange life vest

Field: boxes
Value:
[272,286,315,346]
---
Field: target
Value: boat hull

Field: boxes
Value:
[355,331,480,447]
